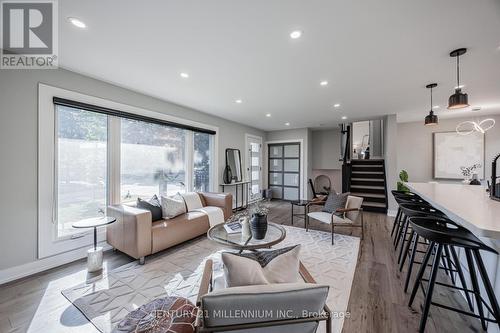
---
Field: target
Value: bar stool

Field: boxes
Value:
[391,191,426,240]
[408,216,500,333]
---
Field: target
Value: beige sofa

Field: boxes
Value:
[106,192,233,264]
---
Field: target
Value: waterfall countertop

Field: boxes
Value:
[406,182,500,239]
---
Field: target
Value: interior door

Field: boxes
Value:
[246,135,262,202]
[268,143,300,201]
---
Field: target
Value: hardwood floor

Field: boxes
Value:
[0,200,485,332]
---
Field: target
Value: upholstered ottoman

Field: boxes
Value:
[112,296,197,333]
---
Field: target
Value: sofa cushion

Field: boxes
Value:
[137,195,162,222]
[181,192,203,211]
[221,245,302,287]
[161,194,187,219]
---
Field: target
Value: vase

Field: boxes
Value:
[469,174,481,185]
[223,165,232,184]
[250,213,268,240]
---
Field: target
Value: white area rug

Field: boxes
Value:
[62,225,360,333]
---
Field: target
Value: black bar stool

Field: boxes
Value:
[391,191,426,240]
[408,216,500,333]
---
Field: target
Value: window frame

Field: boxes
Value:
[38,83,218,259]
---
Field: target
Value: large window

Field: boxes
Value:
[53,103,214,239]
[56,106,108,237]
[121,119,187,201]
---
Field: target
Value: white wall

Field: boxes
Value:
[0,69,265,271]
[384,115,398,213]
[397,115,500,183]
[311,129,342,170]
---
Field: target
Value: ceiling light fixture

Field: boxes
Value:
[433,105,440,109]
[68,17,86,29]
[290,30,302,39]
[235,99,242,104]
[320,81,328,86]
[424,83,438,126]
[341,116,347,120]
[448,48,470,109]
[180,72,189,78]
[285,122,290,126]
[456,118,495,135]
[333,103,340,108]
[266,113,271,117]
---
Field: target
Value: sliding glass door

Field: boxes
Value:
[268,143,300,200]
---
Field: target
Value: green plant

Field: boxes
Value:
[397,169,410,192]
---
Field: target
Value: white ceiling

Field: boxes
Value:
[59,0,500,130]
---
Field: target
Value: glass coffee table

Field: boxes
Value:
[207,222,286,252]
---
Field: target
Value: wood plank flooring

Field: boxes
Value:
[0,200,486,332]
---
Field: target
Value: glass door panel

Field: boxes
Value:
[247,136,263,202]
[268,143,300,201]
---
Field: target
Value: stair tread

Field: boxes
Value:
[351,171,384,174]
[351,178,384,182]
[351,192,386,198]
[350,185,385,189]
[362,202,387,207]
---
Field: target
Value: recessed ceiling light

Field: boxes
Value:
[285,122,290,126]
[68,17,86,29]
[454,84,465,89]
[341,116,347,120]
[471,106,482,112]
[290,30,302,39]
[180,72,189,78]
[266,113,271,117]
[320,80,328,86]
[432,105,440,109]
[235,99,243,104]
[333,103,341,108]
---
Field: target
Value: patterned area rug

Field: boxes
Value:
[62,225,360,333]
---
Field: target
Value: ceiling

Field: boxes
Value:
[59,0,500,131]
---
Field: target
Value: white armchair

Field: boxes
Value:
[306,195,364,244]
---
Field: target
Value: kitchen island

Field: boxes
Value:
[406,182,500,332]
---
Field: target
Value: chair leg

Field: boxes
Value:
[473,249,500,329]
[394,215,407,250]
[443,245,456,285]
[139,257,145,265]
[393,213,404,246]
[399,230,414,272]
[465,248,487,331]
[360,211,364,240]
[409,242,435,307]
[397,218,410,264]
[331,224,334,245]
[404,233,419,292]
[391,208,401,237]
[418,244,443,333]
[450,246,474,312]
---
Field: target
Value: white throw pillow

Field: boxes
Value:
[181,192,203,211]
[161,194,186,219]
[221,245,302,287]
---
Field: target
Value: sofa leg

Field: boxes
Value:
[139,257,145,265]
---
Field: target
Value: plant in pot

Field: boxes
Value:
[249,202,269,240]
[397,170,410,192]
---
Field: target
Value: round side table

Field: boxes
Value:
[72,216,116,272]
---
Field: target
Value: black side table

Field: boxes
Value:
[291,200,310,226]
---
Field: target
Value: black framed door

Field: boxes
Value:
[268,143,300,200]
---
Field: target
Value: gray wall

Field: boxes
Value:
[397,115,500,183]
[311,129,342,170]
[384,115,398,212]
[0,68,265,270]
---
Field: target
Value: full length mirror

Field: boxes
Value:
[225,148,242,183]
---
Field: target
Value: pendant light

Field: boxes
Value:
[448,48,469,109]
[424,83,438,125]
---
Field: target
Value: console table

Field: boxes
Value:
[220,181,251,212]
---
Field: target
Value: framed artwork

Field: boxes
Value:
[433,131,485,179]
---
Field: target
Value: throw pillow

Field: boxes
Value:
[322,192,349,216]
[137,195,162,222]
[221,245,302,287]
[181,192,203,211]
[161,194,187,219]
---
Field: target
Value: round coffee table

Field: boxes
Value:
[207,222,286,252]
[72,216,116,272]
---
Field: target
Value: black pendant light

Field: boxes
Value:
[448,48,469,109]
[425,83,438,125]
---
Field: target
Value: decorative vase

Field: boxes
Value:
[240,216,251,239]
[223,165,232,184]
[250,213,268,240]
[470,174,481,185]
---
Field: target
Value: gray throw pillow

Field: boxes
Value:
[137,195,162,222]
[322,192,349,215]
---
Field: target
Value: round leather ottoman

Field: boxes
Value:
[112,296,197,333]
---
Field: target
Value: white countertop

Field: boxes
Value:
[406,182,500,239]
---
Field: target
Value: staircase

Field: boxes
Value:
[349,159,388,213]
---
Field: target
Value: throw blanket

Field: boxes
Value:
[194,206,225,227]
[181,192,203,211]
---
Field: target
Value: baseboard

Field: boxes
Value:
[0,242,112,285]
[387,210,397,217]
